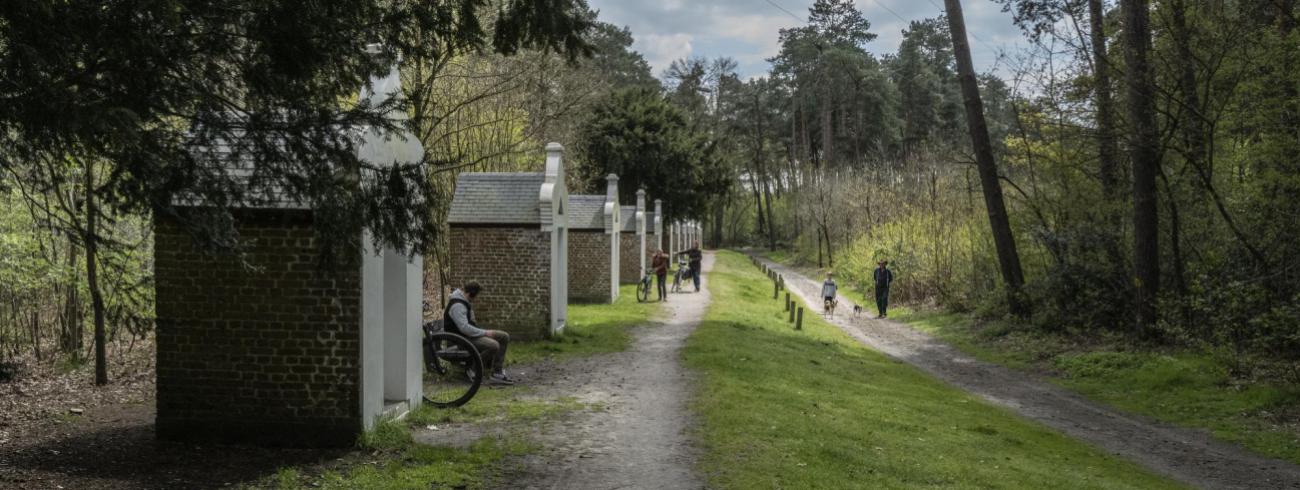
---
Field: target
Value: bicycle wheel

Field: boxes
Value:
[423,332,484,408]
[636,277,651,302]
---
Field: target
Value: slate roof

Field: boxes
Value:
[448,172,545,224]
[620,206,637,232]
[568,195,607,230]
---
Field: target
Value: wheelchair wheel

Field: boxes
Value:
[423,332,484,408]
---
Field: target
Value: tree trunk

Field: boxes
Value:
[1088,0,1131,308]
[1121,0,1161,334]
[943,0,1028,315]
[823,225,834,268]
[1170,0,1208,181]
[1089,0,1121,196]
[816,228,824,268]
[85,159,108,385]
[763,176,777,251]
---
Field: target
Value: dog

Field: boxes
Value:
[852,304,863,316]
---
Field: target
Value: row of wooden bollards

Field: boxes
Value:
[749,255,802,330]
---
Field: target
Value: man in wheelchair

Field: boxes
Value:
[443,282,516,385]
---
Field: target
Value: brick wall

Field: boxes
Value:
[154,209,362,447]
[619,233,645,284]
[447,226,551,339]
[568,230,611,303]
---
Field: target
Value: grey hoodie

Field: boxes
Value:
[447,289,487,338]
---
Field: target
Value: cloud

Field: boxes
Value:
[635,33,695,76]
[589,0,1026,81]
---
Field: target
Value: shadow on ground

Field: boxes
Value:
[0,402,347,489]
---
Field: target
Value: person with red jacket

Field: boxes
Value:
[651,249,670,301]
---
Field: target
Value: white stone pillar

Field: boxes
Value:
[359,233,385,430]
[542,143,568,336]
[605,174,620,303]
[654,199,663,254]
[636,189,646,280]
[383,249,422,408]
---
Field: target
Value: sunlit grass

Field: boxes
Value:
[509,284,661,364]
[685,251,1182,489]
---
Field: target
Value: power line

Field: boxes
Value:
[762,0,804,22]
[862,0,910,25]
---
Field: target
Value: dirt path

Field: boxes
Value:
[761,257,1300,490]
[496,253,713,489]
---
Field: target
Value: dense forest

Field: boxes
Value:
[694,0,1300,380]
[1,0,1298,387]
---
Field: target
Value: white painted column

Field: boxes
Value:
[636,189,646,280]
[359,233,385,430]
[542,143,568,336]
[605,174,620,303]
[654,199,663,253]
[382,248,423,408]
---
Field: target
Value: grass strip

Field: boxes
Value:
[898,309,1300,465]
[510,284,661,364]
[685,251,1183,489]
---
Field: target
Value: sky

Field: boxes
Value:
[586,0,1029,81]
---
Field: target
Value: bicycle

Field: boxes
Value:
[420,303,484,408]
[636,273,653,302]
[672,257,691,293]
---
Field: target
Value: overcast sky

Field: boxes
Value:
[586,0,1027,81]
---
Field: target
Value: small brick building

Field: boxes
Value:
[155,61,424,447]
[618,190,648,284]
[446,144,569,339]
[567,175,621,303]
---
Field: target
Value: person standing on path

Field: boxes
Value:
[676,241,704,292]
[873,260,894,318]
[652,249,670,301]
[822,272,839,315]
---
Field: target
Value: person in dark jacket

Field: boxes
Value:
[873,260,894,318]
[652,249,670,301]
[444,282,514,385]
[675,241,704,292]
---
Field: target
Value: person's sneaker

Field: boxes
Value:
[487,372,516,386]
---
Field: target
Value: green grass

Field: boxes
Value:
[685,251,1183,489]
[262,381,590,489]
[897,309,1300,465]
[509,284,661,364]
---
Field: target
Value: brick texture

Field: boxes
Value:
[619,233,647,284]
[568,230,611,303]
[447,226,551,339]
[154,209,361,447]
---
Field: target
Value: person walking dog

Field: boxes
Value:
[873,260,894,318]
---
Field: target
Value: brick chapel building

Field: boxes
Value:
[154,60,424,447]
[566,175,621,303]
[446,144,569,339]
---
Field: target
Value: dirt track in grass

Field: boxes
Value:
[760,256,1300,490]
[487,254,713,489]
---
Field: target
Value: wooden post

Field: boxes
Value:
[796,307,804,330]
[785,292,791,311]
[789,304,796,323]
[773,280,779,299]
[778,275,784,291]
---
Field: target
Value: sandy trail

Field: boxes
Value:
[494,253,714,490]
[761,256,1300,490]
